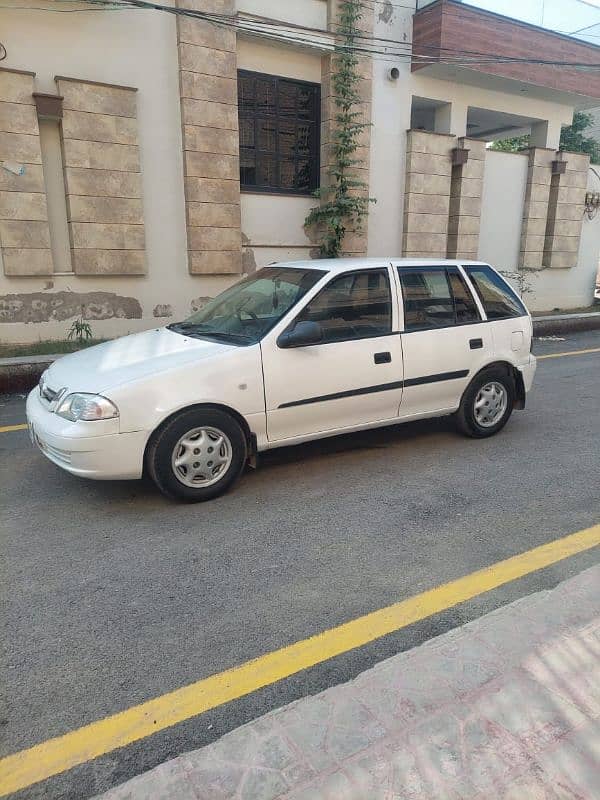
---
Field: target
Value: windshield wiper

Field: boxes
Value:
[167,322,253,344]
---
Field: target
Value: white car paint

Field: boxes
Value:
[26,258,537,484]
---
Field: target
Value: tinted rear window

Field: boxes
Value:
[466,267,527,320]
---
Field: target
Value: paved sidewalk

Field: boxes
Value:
[98,565,600,800]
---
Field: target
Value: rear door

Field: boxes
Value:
[463,264,532,366]
[394,264,491,418]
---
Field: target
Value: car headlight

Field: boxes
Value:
[38,371,47,396]
[56,393,119,422]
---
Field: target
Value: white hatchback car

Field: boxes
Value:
[27,259,536,501]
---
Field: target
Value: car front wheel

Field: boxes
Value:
[146,407,248,502]
[455,367,515,438]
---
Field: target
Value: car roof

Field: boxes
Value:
[268,258,489,274]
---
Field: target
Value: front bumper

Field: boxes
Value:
[26,388,147,480]
[517,354,537,394]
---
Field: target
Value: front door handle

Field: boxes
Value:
[469,338,483,350]
[374,351,392,364]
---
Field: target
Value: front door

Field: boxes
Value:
[395,265,492,417]
[261,267,404,442]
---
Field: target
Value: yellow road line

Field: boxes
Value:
[537,346,600,360]
[0,423,27,434]
[1,525,599,797]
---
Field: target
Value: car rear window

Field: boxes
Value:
[399,267,481,331]
[465,266,527,320]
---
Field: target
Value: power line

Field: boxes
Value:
[2,0,600,70]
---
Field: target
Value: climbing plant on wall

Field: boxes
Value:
[305,0,374,258]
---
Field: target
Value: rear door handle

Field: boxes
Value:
[374,351,392,364]
[469,338,483,350]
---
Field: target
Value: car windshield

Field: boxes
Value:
[168,266,326,345]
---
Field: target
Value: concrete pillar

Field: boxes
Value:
[530,120,562,150]
[57,78,145,275]
[176,0,242,275]
[447,137,486,260]
[0,68,53,276]
[543,151,589,269]
[402,130,455,258]
[435,101,468,138]
[519,147,554,270]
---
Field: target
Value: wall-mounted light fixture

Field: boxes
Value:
[551,150,567,175]
[32,93,63,121]
[451,147,469,166]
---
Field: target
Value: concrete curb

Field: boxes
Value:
[532,310,600,336]
[1,312,599,394]
[0,354,61,395]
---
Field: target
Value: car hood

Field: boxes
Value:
[44,327,236,394]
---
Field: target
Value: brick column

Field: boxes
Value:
[320,0,373,256]
[402,130,455,258]
[447,137,486,260]
[57,78,145,275]
[519,147,554,270]
[543,151,589,269]
[177,0,241,275]
[0,68,53,276]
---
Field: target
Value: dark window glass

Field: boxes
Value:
[400,269,455,331]
[296,270,392,343]
[466,266,527,319]
[238,75,255,114]
[238,70,320,195]
[448,270,481,324]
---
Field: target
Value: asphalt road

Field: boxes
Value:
[1,330,600,800]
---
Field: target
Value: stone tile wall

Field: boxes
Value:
[0,68,53,276]
[402,130,455,258]
[447,137,486,260]
[56,77,145,275]
[177,0,242,275]
[519,147,554,270]
[543,151,589,269]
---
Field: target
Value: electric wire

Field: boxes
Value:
[1,0,599,71]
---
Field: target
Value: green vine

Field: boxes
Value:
[305,0,374,258]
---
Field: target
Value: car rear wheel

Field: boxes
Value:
[146,407,247,502]
[455,367,515,438]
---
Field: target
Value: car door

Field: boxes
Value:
[394,264,492,418]
[463,264,532,367]
[261,266,404,442]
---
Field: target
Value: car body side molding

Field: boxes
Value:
[278,370,469,409]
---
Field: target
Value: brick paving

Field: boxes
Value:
[98,564,600,800]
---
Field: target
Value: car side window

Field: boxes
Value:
[466,266,527,319]
[295,269,392,343]
[448,269,481,324]
[399,269,455,330]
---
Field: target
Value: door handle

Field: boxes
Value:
[374,351,392,364]
[469,338,483,350]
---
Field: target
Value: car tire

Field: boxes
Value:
[455,366,515,438]
[146,407,248,502]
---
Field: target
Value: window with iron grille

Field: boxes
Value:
[238,70,320,195]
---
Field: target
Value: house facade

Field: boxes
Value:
[1,0,600,344]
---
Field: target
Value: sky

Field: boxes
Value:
[462,0,600,41]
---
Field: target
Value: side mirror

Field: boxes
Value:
[277,320,323,348]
